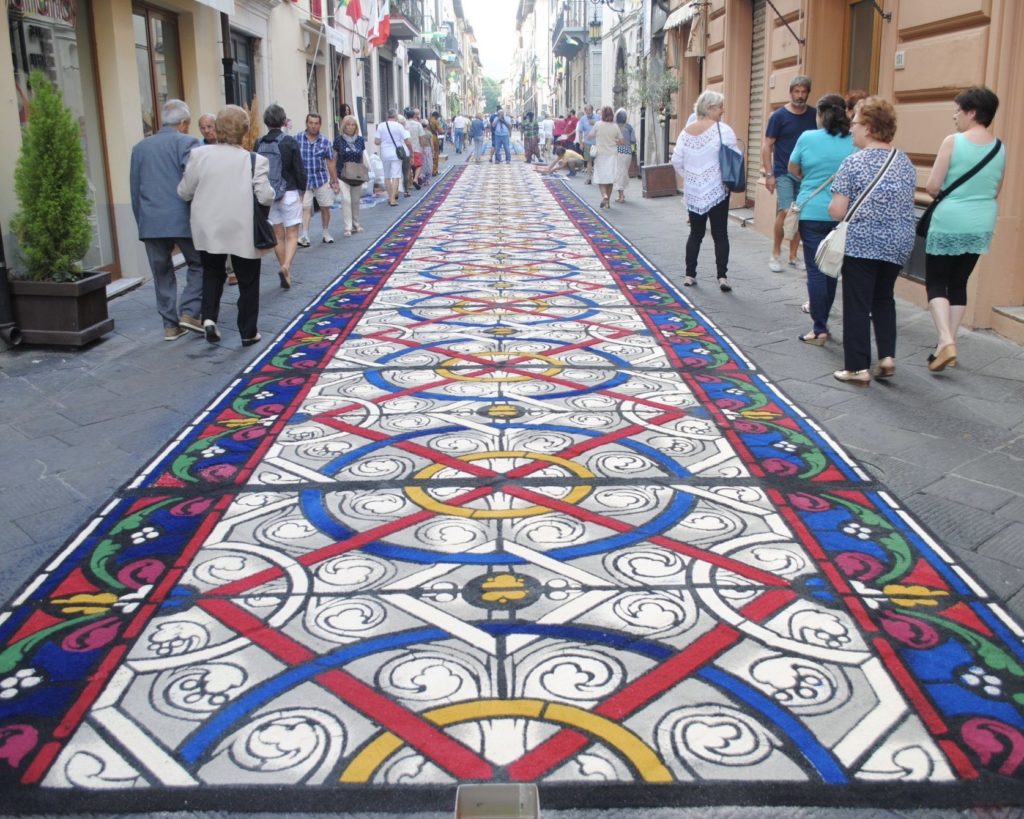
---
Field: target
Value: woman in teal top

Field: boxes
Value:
[788,94,856,344]
[923,86,1006,372]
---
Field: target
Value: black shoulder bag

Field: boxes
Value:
[386,123,407,161]
[250,153,277,250]
[917,139,1001,237]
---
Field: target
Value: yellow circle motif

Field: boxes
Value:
[436,351,563,382]
[405,451,593,518]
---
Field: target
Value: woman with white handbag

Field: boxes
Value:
[788,94,854,346]
[826,97,916,385]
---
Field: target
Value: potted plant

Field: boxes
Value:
[8,70,113,346]
[619,63,681,198]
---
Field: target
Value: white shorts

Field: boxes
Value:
[302,183,335,209]
[382,158,403,180]
[268,189,302,227]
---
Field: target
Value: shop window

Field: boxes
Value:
[9,5,117,273]
[133,4,183,136]
[231,30,257,111]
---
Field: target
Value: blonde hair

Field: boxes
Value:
[341,114,361,135]
[215,105,250,145]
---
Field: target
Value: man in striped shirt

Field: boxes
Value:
[298,113,338,246]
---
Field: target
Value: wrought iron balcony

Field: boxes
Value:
[552,0,588,56]
[390,0,422,39]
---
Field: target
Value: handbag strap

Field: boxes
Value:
[844,149,898,224]
[793,174,834,211]
[385,122,399,150]
[932,138,1001,205]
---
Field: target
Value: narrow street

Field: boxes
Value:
[2,159,1024,815]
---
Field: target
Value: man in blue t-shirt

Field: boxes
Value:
[761,75,817,271]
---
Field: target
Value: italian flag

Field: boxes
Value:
[369,0,390,47]
[337,0,362,22]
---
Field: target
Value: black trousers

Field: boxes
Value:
[925,252,979,305]
[686,197,730,279]
[840,255,901,372]
[199,252,262,341]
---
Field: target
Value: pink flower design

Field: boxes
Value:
[788,493,831,512]
[0,724,38,769]
[61,615,122,652]
[879,610,940,648]
[836,552,885,581]
[170,497,214,517]
[962,718,1024,776]
[117,559,165,589]
[763,457,799,476]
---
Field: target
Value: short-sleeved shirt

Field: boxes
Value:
[789,129,855,222]
[560,149,583,164]
[578,113,599,146]
[492,117,511,137]
[333,134,366,166]
[406,118,425,148]
[376,121,410,161]
[522,121,539,138]
[832,148,917,265]
[765,106,818,176]
[297,132,334,190]
[453,115,469,131]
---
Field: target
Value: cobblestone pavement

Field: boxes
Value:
[1,157,1023,816]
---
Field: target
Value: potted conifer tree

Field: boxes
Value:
[8,70,113,346]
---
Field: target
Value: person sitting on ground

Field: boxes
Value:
[540,145,585,176]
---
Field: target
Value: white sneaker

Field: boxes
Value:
[801,301,810,314]
[768,256,783,273]
[297,235,310,248]
[322,232,334,244]
[789,257,805,270]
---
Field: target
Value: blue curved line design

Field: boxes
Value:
[696,667,847,784]
[178,621,671,766]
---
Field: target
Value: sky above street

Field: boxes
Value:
[461,0,516,81]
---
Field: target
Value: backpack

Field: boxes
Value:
[255,133,288,201]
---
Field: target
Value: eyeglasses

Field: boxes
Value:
[850,120,863,126]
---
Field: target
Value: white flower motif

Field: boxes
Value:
[0,668,44,699]
[842,522,873,541]
[960,665,1002,697]
[113,584,153,614]
[201,445,227,459]
[259,415,280,427]
[254,391,273,400]
[130,526,160,545]
[773,441,798,453]
[725,388,745,396]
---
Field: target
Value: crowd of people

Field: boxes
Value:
[669,76,1005,385]
[130,82,1007,388]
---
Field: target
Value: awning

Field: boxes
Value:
[664,2,699,30]
[193,0,234,14]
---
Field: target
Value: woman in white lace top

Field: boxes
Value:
[671,90,741,291]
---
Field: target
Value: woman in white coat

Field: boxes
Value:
[178,105,275,346]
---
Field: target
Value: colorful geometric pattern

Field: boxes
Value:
[2,163,1023,812]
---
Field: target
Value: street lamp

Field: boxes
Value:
[588,14,602,45]
[589,0,625,13]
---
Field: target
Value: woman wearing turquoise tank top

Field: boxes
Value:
[923,87,1006,373]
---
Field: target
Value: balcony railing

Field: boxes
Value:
[390,0,423,39]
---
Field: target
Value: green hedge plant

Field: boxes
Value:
[11,70,92,282]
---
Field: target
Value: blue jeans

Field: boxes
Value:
[454,129,464,152]
[800,219,838,336]
[493,134,511,162]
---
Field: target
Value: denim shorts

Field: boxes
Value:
[774,173,800,210]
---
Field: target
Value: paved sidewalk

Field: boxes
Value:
[1,161,1023,819]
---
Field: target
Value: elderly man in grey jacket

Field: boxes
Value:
[129,99,204,341]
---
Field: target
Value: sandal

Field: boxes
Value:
[833,369,871,386]
[798,331,829,346]
[278,268,291,289]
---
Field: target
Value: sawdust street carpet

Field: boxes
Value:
[3,163,1023,814]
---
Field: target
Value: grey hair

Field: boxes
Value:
[694,90,724,117]
[790,74,812,92]
[162,99,191,125]
[387,106,398,118]
[198,112,216,125]
[614,107,627,124]
[263,103,287,128]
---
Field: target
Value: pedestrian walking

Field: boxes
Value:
[453,112,468,153]
[375,107,413,207]
[415,109,434,183]
[255,103,306,290]
[297,113,338,246]
[762,75,818,272]
[428,111,444,175]
[827,97,917,385]
[177,105,275,347]
[922,86,1006,373]
[468,113,486,163]
[670,90,740,292]
[590,106,622,209]
[522,112,541,163]
[129,98,205,341]
[613,108,636,203]
[333,114,370,236]
[788,93,855,346]
[576,104,600,183]
[540,112,554,160]
[405,109,426,190]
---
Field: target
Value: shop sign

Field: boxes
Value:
[7,0,77,28]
